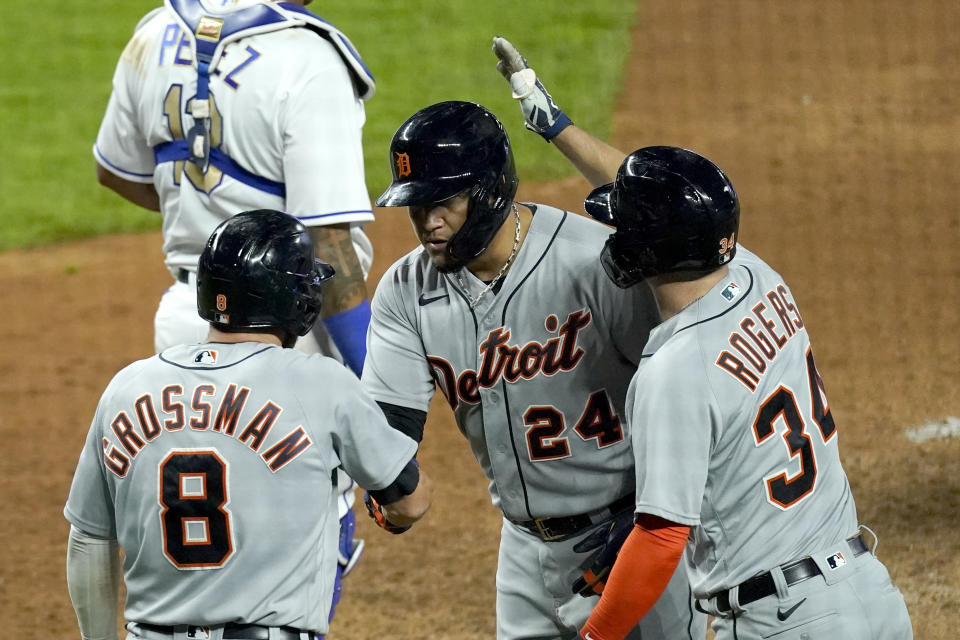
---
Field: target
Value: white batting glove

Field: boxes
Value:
[492,36,573,141]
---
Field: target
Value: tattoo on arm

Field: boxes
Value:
[309,224,369,316]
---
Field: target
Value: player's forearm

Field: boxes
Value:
[309,224,371,375]
[579,516,689,640]
[309,224,369,314]
[95,163,160,212]
[551,126,627,188]
[66,525,122,640]
[382,467,433,526]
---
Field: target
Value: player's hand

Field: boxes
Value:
[491,36,573,141]
[363,491,411,535]
[571,509,634,597]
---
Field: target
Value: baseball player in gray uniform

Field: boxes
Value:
[63,210,432,640]
[92,0,377,616]
[570,147,913,640]
[361,100,706,640]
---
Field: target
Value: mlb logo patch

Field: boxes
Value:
[720,282,741,301]
[826,551,847,570]
[194,350,218,364]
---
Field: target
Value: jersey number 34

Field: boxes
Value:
[752,348,836,510]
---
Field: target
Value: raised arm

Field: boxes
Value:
[491,36,627,187]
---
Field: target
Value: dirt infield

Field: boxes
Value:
[2,1,957,638]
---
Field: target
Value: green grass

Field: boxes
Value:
[0,0,636,250]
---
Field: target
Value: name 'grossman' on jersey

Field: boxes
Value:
[101,383,311,477]
[715,282,805,392]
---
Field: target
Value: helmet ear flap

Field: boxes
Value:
[445,144,518,265]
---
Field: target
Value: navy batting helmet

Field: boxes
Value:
[375,101,518,266]
[584,146,739,287]
[197,210,335,337]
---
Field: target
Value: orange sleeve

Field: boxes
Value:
[579,515,690,640]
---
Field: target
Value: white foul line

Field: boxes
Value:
[905,416,960,443]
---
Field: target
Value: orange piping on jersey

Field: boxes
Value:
[716,284,806,392]
[740,317,777,359]
[777,285,804,328]
[766,290,797,337]
[730,333,768,373]
[716,351,760,391]
[162,385,185,430]
[427,309,594,410]
[111,412,145,456]
[101,437,130,478]
[212,383,250,435]
[524,405,572,461]
[189,384,216,430]
[135,394,163,440]
[238,401,281,451]
[261,426,313,472]
[752,301,787,348]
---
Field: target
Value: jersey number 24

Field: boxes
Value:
[524,390,624,461]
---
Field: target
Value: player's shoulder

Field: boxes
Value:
[97,354,164,401]
[637,328,711,392]
[275,348,360,382]
[134,7,168,33]
[376,245,435,292]
[371,247,448,318]
[527,203,612,246]
[731,245,779,275]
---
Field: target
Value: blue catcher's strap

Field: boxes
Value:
[157,0,374,196]
[154,140,286,197]
[161,0,295,187]
[166,0,290,171]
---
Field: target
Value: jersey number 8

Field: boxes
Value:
[159,449,234,569]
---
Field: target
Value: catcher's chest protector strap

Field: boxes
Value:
[165,0,375,100]
[156,0,375,195]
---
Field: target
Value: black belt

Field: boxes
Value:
[177,268,192,283]
[713,533,870,612]
[515,493,635,542]
[136,623,313,640]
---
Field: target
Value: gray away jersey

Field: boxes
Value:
[627,247,859,597]
[362,204,660,521]
[64,342,417,631]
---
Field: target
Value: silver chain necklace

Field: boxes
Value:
[456,204,521,309]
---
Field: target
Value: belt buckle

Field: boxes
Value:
[533,517,563,541]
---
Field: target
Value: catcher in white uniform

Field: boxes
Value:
[64,210,432,640]
[91,0,375,617]
[361,100,705,640]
